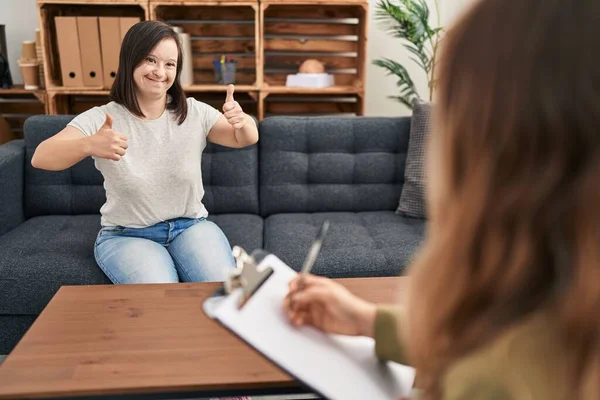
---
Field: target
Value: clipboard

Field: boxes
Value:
[202,245,416,400]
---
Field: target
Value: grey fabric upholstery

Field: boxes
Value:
[202,142,259,214]
[264,212,425,278]
[24,116,106,218]
[0,315,35,356]
[0,215,110,315]
[259,117,411,216]
[0,140,25,236]
[207,214,263,252]
[23,115,260,217]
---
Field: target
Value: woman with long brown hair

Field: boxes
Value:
[283,0,600,398]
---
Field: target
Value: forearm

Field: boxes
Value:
[233,114,259,146]
[31,136,91,171]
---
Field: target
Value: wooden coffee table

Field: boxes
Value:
[0,277,406,399]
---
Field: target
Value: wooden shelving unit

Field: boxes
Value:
[259,0,367,118]
[46,87,260,116]
[150,0,261,89]
[32,0,368,119]
[37,0,149,91]
[0,86,47,144]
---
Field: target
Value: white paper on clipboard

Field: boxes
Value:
[203,254,416,400]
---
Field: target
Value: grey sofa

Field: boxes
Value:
[0,115,426,355]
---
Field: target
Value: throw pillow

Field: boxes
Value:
[396,98,433,219]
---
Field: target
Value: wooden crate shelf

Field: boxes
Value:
[261,1,367,91]
[188,91,259,117]
[184,84,256,92]
[261,92,363,119]
[261,0,366,3]
[47,91,111,114]
[45,85,257,93]
[0,86,47,143]
[261,85,362,94]
[149,0,252,3]
[47,89,259,119]
[35,0,368,121]
[38,1,149,91]
[37,0,143,4]
[150,1,261,89]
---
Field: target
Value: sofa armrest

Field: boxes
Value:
[0,139,25,236]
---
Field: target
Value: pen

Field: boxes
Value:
[297,220,330,292]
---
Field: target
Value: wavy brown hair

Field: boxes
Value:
[405,0,600,398]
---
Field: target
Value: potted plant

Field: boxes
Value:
[373,0,444,109]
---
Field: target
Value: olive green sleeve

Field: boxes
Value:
[444,380,514,400]
[374,305,410,365]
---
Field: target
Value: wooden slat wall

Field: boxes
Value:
[0,97,46,138]
[264,94,360,117]
[69,95,112,115]
[155,5,258,86]
[263,4,362,87]
[188,92,258,117]
[65,93,259,119]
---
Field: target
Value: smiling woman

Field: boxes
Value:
[111,21,187,124]
[29,21,259,300]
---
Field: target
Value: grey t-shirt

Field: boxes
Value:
[68,98,222,228]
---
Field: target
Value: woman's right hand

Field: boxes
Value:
[87,113,128,161]
[283,274,377,337]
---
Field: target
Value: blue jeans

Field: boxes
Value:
[94,217,236,284]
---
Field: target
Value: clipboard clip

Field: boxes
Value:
[224,246,274,309]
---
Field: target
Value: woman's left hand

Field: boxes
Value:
[223,84,246,130]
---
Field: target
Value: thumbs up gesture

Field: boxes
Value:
[223,84,246,130]
[88,113,128,161]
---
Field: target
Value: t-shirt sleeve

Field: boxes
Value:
[67,106,107,137]
[188,97,223,136]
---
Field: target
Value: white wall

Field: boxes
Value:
[0,0,474,116]
[365,0,476,116]
[0,0,38,85]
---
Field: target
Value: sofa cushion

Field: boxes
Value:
[0,139,25,236]
[264,212,426,278]
[259,116,412,216]
[202,142,259,214]
[396,99,433,219]
[0,215,109,315]
[207,214,263,252]
[0,315,36,356]
[24,116,105,218]
[23,115,259,217]
[0,214,264,315]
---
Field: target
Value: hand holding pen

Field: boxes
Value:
[283,221,378,337]
[297,220,329,291]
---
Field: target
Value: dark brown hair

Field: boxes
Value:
[110,20,187,124]
[406,0,600,398]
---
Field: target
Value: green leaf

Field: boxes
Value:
[372,57,420,107]
[374,0,430,45]
[388,95,416,109]
[403,43,430,70]
[408,56,426,70]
